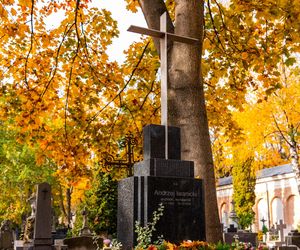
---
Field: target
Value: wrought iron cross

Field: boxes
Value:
[103,134,138,176]
[128,12,198,159]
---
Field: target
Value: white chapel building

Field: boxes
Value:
[216,164,300,234]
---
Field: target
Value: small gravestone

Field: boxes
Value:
[117,125,205,249]
[286,230,300,248]
[227,224,237,233]
[0,220,14,250]
[224,231,258,247]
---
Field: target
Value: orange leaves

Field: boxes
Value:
[125,0,139,13]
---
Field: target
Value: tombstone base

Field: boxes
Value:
[118,176,205,249]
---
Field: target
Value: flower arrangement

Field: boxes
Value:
[139,240,209,250]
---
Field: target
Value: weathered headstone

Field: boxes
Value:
[0,220,14,250]
[117,124,205,249]
[15,183,54,250]
[33,182,53,250]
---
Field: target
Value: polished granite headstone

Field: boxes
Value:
[117,124,205,250]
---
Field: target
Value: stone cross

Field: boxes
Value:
[128,12,198,159]
[276,219,287,242]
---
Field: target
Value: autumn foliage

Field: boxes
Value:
[0,0,299,225]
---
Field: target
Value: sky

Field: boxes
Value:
[91,0,147,63]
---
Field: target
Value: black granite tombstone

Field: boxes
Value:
[117,124,205,249]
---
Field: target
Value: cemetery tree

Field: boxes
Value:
[130,0,222,242]
[232,70,300,194]
[232,157,256,229]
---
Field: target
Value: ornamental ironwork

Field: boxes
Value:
[102,133,138,176]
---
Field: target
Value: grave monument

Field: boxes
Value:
[117,125,205,249]
[15,182,55,250]
[117,12,204,250]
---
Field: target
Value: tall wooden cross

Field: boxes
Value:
[128,12,198,159]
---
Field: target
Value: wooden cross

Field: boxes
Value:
[276,219,287,242]
[128,12,198,159]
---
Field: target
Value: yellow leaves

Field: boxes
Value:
[202,38,211,50]
[10,7,17,16]
[72,177,90,190]
[241,52,248,60]
[125,0,139,13]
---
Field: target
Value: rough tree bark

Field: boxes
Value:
[138,0,222,243]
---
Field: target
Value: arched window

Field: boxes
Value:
[286,195,296,227]
[271,197,283,225]
[220,203,228,228]
[257,199,268,230]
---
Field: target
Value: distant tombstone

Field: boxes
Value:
[0,220,14,250]
[224,231,258,247]
[276,220,287,242]
[286,230,300,248]
[268,224,279,241]
[14,183,54,250]
[63,207,97,250]
[80,207,92,237]
[227,224,238,233]
[117,124,205,249]
[33,182,53,250]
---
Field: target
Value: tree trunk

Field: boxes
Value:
[66,188,72,228]
[138,0,222,243]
